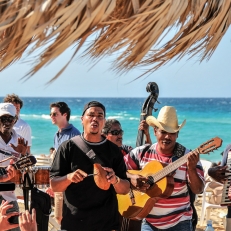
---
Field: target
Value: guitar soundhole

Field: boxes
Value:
[147,176,154,186]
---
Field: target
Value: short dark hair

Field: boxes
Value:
[102,119,121,135]
[49,147,55,151]
[3,94,23,109]
[50,102,71,121]
[82,101,106,117]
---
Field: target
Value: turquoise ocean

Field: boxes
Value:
[1,97,231,163]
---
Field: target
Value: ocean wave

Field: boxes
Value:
[107,116,124,119]
[129,117,139,120]
[20,114,81,120]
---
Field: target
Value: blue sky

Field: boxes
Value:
[0,27,231,98]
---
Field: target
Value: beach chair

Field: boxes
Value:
[35,156,52,166]
[199,181,227,226]
[200,159,213,182]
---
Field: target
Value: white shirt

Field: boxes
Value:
[14,116,32,146]
[0,129,21,202]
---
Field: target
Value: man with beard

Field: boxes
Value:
[124,106,204,231]
[0,103,28,231]
[50,101,130,231]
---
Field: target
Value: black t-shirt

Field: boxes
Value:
[50,136,128,231]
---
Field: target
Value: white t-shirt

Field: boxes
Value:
[14,116,32,146]
[0,129,21,201]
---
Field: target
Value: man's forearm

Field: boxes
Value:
[50,176,71,192]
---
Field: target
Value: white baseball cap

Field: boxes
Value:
[0,103,16,117]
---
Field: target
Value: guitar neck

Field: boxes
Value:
[152,149,196,182]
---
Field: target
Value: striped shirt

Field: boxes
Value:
[124,143,205,229]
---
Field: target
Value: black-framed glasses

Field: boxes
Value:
[0,116,16,124]
[50,112,58,117]
[108,130,124,136]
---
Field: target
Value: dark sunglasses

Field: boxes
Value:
[109,130,124,136]
[50,112,58,117]
[0,116,16,123]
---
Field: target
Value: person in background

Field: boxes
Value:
[0,103,28,231]
[124,106,204,231]
[102,119,152,156]
[49,147,55,158]
[49,147,55,155]
[208,144,231,231]
[50,101,130,231]
[48,102,81,224]
[50,101,81,152]
[4,94,32,154]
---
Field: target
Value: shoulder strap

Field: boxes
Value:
[71,135,104,165]
[172,142,197,230]
[173,142,186,158]
[140,144,151,160]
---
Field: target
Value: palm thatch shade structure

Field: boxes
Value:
[0,0,231,80]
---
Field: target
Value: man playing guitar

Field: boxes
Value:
[124,106,205,231]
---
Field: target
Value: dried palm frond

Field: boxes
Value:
[0,0,230,81]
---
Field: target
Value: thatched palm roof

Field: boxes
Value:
[0,0,230,80]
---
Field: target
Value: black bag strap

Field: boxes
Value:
[140,144,151,160]
[171,143,197,231]
[71,135,105,165]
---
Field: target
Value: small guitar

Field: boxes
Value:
[117,137,222,220]
[0,155,37,177]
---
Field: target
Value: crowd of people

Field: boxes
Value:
[0,94,230,231]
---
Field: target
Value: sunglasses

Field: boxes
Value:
[0,116,16,124]
[50,112,58,117]
[109,130,124,136]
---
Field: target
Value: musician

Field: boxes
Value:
[3,94,32,154]
[0,103,28,231]
[50,101,130,231]
[124,106,205,231]
[102,119,151,156]
[208,144,231,230]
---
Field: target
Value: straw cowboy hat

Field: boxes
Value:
[146,106,186,133]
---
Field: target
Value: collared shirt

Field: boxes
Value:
[54,124,81,150]
[0,129,21,202]
[14,116,32,146]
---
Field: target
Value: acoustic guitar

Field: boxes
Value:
[117,137,222,220]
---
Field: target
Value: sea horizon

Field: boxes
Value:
[0,97,230,164]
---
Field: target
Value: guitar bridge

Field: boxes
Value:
[129,189,136,205]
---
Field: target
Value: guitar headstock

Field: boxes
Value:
[14,155,37,170]
[198,137,223,154]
